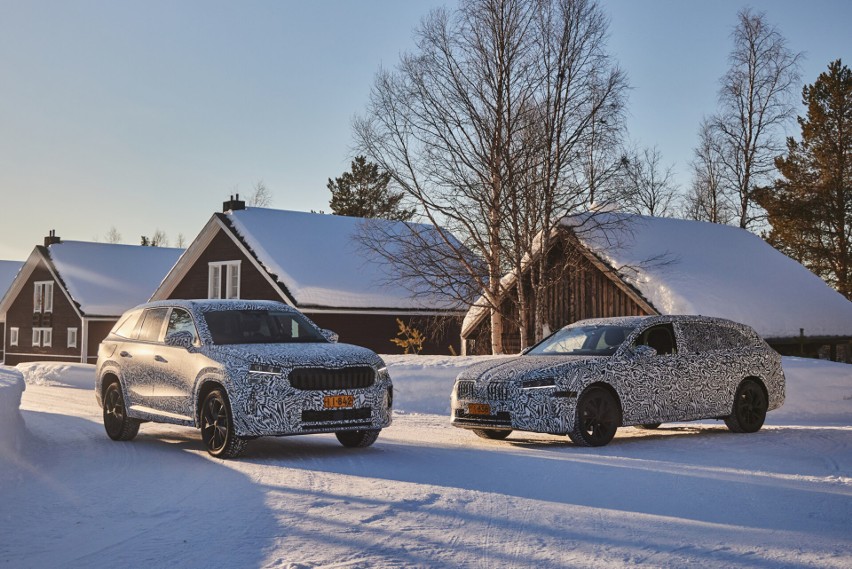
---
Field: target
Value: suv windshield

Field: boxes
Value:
[527,324,635,356]
[203,310,326,345]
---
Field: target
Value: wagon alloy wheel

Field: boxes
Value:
[103,382,140,441]
[569,387,620,447]
[724,380,768,434]
[201,389,247,459]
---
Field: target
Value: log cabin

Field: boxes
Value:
[462,213,852,362]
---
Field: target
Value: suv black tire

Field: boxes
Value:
[724,379,767,433]
[472,429,512,440]
[103,381,140,441]
[201,388,247,458]
[336,430,380,448]
[568,386,621,447]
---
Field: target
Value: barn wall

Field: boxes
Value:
[464,238,652,355]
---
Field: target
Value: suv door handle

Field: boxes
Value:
[119,351,131,358]
[154,355,167,363]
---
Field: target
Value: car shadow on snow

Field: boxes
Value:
[0,409,279,569]
[225,422,852,568]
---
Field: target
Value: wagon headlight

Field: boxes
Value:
[249,363,283,375]
[521,378,556,389]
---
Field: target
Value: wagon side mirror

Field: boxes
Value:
[320,328,339,343]
[632,344,657,359]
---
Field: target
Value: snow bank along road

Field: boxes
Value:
[1,357,851,568]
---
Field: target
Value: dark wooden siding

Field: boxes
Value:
[464,237,653,355]
[306,312,461,355]
[87,320,118,363]
[3,260,82,365]
[168,229,283,301]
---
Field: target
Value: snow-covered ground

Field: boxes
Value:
[1,356,851,568]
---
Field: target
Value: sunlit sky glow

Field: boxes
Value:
[1,0,849,260]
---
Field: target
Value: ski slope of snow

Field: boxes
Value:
[1,356,851,568]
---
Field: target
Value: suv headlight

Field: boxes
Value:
[249,363,283,375]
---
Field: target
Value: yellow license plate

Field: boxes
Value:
[324,395,355,409]
[468,403,491,415]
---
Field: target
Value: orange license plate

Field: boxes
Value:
[324,395,355,409]
[468,403,491,415]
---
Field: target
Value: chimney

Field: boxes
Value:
[44,229,61,247]
[223,193,246,212]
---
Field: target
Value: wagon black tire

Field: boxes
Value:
[472,429,512,440]
[201,388,247,459]
[568,386,621,447]
[636,423,662,430]
[336,429,381,448]
[724,379,768,434]
[103,381,140,441]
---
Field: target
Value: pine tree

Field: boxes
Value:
[756,60,852,299]
[327,156,415,221]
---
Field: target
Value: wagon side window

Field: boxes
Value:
[635,324,678,356]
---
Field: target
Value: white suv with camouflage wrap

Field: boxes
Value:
[452,315,784,446]
[96,299,392,458]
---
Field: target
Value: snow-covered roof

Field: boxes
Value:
[226,208,462,311]
[566,213,852,339]
[48,241,183,316]
[0,261,23,299]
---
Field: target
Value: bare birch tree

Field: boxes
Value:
[355,0,626,353]
[618,146,679,217]
[247,180,273,208]
[683,119,736,224]
[712,8,801,230]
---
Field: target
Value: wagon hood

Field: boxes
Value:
[458,355,606,384]
[203,342,384,370]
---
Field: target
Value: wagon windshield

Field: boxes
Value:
[203,310,326,345]
[526,324,635,356]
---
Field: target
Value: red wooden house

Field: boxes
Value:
[0,232,183,365]
[150,198,465,354]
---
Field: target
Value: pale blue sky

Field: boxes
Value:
[1,0,849,261]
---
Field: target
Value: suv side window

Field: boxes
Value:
[635,323,678,355]
[137,308,169,343]
[166,308,199,345]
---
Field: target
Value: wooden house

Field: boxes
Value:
[150,198,465,354]
[462,213,852,361]
[0,232,183,365]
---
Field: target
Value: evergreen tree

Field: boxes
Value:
[327,156,415,221]
[756,60,852,299]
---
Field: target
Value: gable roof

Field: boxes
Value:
[564,213,852,339]
[46,241,183,316]
[224,208,463,311]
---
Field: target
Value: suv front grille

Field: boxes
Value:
[288,366,375,391]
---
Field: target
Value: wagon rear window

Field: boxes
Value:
[204,310,325,345]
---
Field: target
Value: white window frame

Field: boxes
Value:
[68,327,78,348]
[32,327,52,347]
[34,281,54,313]
[10,327,19,347]
[208,261,241,299]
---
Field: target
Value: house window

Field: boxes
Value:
[208,261,241,299]
[34,281,54,313]
[68,327,78,348]
[33,327,52,347]
[10,327,19,347]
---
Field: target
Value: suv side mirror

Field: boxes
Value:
[632,344,657,359]
[165,331,195,350]
[320,328,339,343]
